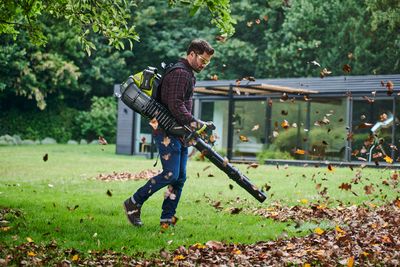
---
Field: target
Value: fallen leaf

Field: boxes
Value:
[339,183,352,191]
[314,227,324,235]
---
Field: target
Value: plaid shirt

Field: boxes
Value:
[160,59,196,126]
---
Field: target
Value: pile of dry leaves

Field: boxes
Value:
[95,169,160,182]
[1,199,399,266]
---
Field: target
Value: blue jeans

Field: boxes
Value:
[132,132,188,220]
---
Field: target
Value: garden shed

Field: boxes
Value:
[115,74,400,165]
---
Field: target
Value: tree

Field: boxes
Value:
[0,0,235,54]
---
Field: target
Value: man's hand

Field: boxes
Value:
[190,119,215,131]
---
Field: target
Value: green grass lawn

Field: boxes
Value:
[0,144,398,256]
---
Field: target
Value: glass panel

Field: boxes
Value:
[139,117,153,152]
[268,100,308,160]
[395,99,400,163]
[268,98,346,161]
[352,99,394,163]
[308,98,347,161]
[232,100,267,157]
[200,100,228,152]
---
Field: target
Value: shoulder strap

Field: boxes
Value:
[157,61,193,101]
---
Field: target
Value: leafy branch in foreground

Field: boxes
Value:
[0,0,235,54]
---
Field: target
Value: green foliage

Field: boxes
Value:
[257,149,293,163]
[75,97,117,143]
[271,128,301,152]
[0,107,80,143]
[0,0,235,54]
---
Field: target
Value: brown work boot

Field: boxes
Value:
[123,198,143,227]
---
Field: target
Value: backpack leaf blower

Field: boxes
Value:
[118,75,267,203]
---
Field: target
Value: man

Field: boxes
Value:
[124,39,214,228]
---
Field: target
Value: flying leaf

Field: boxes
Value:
[364,184,374,194]
[342,64,352,73]
[149,118,158,130]
[310,60,321,67]
[320,68,332,78]
[384,155,393,164]
[106,190,112,197]
[210,74,218,80]
[339,183,352,191]
[251,124,260,131]
[43,153,48,162]
[239,135,249,142]
[281,120,289,129]
[98,136,108,145]
[294,149,306,155]
[247,162,259,169]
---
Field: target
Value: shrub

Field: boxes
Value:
[0,107,80,143]
[256,149,293,163]
[75,96,117,143]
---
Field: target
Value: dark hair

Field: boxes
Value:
[187,39,214,56]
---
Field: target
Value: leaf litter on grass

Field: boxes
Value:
[1,200,399,266]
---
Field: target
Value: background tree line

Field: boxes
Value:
[0,0,398,143]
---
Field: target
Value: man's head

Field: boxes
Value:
[186,39,214,73]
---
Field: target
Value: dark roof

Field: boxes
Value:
[195,74,400,97]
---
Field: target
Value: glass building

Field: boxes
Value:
[115,74,400,165]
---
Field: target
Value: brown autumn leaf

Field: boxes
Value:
[294,149,306,155]
[327,164,334,172]
[149,118,158,130]
[247,162,259,169]
[203,165,211,171]
[210,74,218,81]
[239,135,249,142]
[364,184,374,194]
[281,120,289,129]
[281,110,288,115]
[43,153,48,162]
[339,183,352,191]
[106,190,112,197]
[280,93,289,102]
[215,35,227,42]
[98,136,108,145]
[255,18,261,24]
[229,207,242,214]
[358,122,373,129]
[342,64,352,73]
